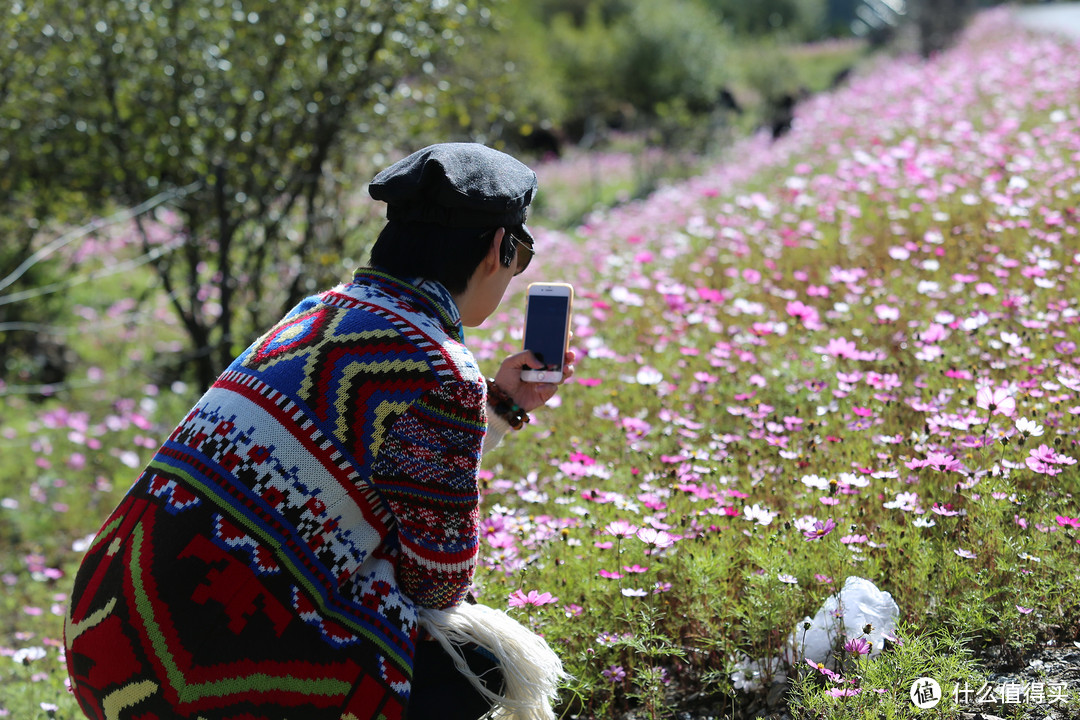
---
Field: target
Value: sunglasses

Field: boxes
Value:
[508,230,534,276]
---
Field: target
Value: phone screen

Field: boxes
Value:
[523,295,569,371]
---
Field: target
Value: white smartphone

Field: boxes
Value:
[520,282,574,383]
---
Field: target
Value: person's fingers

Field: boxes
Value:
[522,350,545,370]
[551,350,575,382]
[503,349,544,370]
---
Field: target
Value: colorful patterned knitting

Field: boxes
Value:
[65,269,489,720]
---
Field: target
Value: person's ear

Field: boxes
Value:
[486,227,507,274]
[499,227,517,269]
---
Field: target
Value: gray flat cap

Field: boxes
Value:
[369,142,538,243]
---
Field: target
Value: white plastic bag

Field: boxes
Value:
[789,576,899,666]
[730,576,900,692]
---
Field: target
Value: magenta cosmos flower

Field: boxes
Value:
[843,637,871,655]
[803,518,837,541]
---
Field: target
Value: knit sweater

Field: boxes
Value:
[65,269,506,720]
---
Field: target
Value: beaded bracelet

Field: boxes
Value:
[485,378,530,430]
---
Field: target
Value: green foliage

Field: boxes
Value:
[431,2,570,142]
[734,39,805,104]
[494,0,862,156]
[529,0,744,152]
[790,624,985,719]
[0,241,70,391]
[0,0,494,388]
[611,0,732,116]
[530,0,631,26]
[545,4,625,130]
[701,0,828,41]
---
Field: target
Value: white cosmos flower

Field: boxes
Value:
[961,312,989,332]
[800,474,830,490]
[13,646,47,664]
[1014,417,1044,437]
[837,472,870,488]
[743,503,777,526]
[635,366,664,385]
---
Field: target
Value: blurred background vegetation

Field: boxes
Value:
[0,0,1054,393]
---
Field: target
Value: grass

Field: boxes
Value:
[2,7,1080,720]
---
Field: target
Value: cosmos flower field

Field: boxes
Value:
[1,7,1079,719]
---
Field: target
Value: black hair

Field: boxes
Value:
[368,221,500,295]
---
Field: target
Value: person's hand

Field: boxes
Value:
[492,348,577,413]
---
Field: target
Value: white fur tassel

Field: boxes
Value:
[418,603,568,720]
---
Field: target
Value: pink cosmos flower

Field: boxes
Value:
[975,386,1016,417]
[844,637,871,655]
[820,337,860,360]
[929,452,963,472]
[804,659,840,681]
[636,527,676,548]
[954,548,977,560]
[827,687,861,697]
[786,300,822,329]
[604,520,639,538]
[920,323,948,343]
[508,590,558,608]
[874,304,900,322]
[1025,445,1076,475]
[803,518,837,541]
[909,452,964,472]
